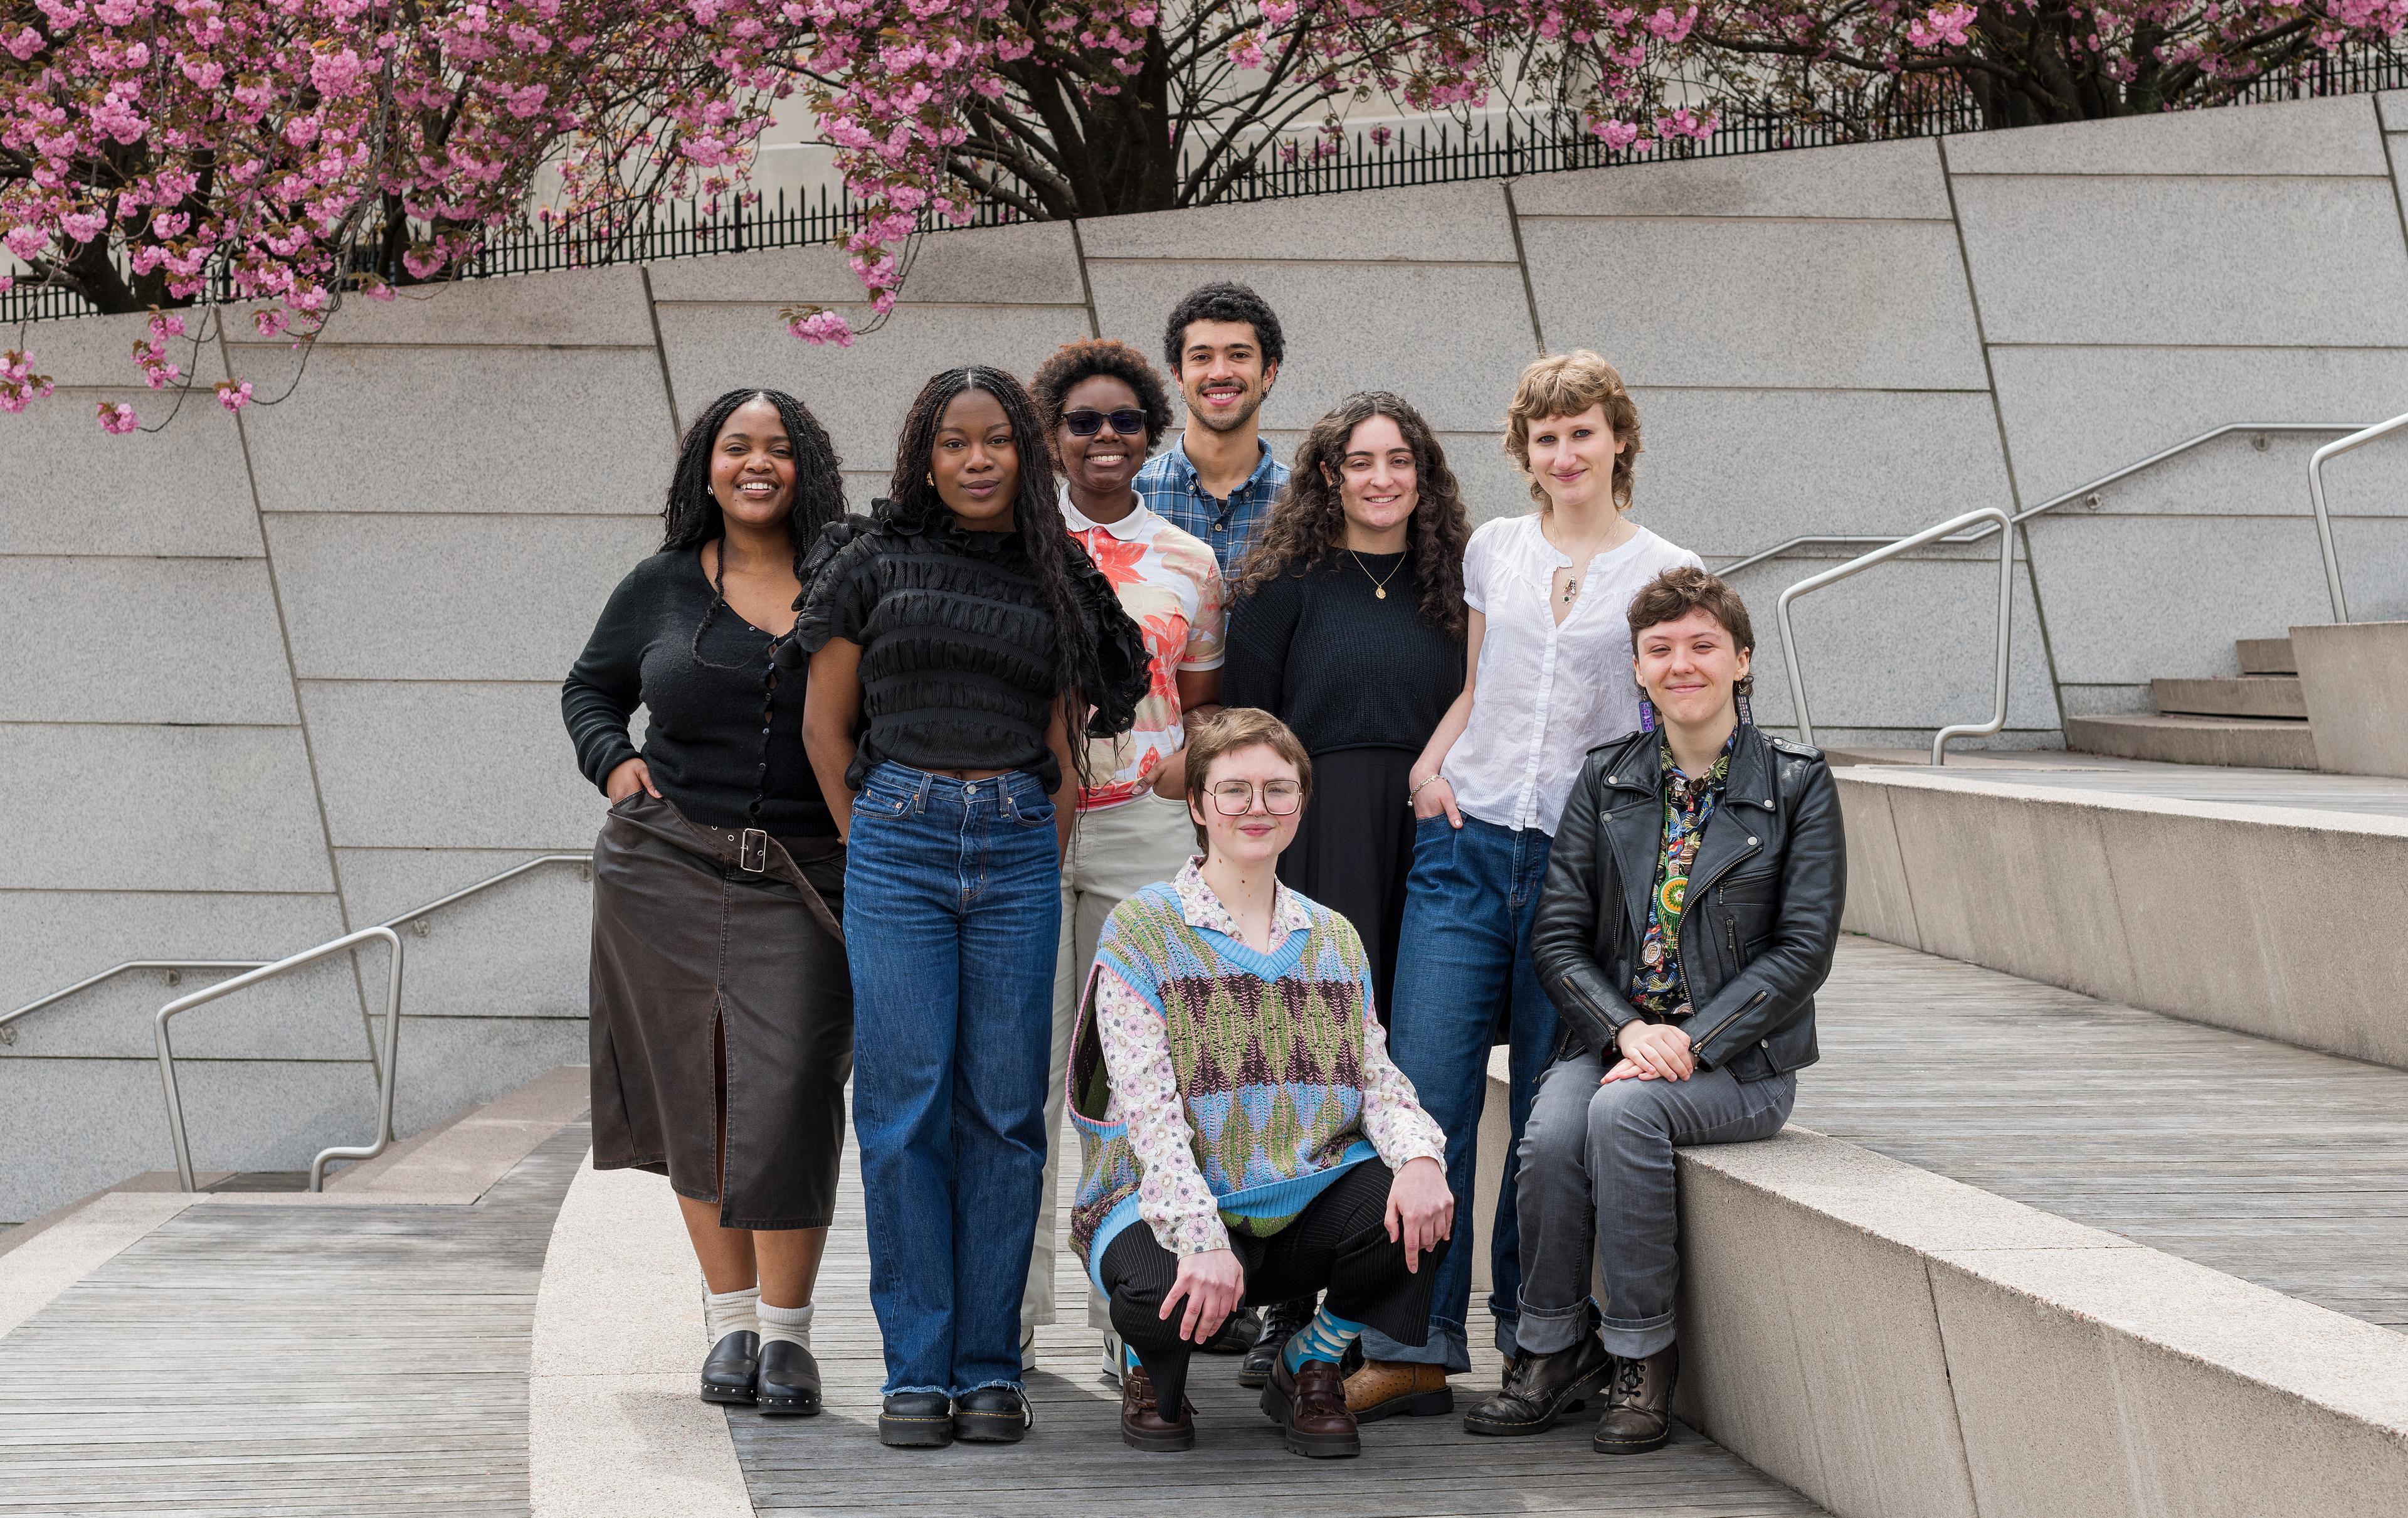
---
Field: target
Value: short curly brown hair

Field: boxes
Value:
[1029,337,1176,450]
[1502,349,1643,512]
[1627,566,1755,654]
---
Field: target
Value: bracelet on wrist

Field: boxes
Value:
[1408,774,1445,804]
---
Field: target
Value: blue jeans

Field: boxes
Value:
[1360,812,1556,1372]
[843,763,1062,1396]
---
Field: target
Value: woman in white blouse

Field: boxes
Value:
[1346,350,1701,1417]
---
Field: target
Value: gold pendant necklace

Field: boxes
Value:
[1350,549,1405,600]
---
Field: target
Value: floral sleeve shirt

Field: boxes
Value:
[1090,857,1447,1257]
[1625,733,1735,1022]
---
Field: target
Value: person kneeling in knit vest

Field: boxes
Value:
[1066,708,1455,1457]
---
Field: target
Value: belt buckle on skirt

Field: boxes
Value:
[738,828,769,873]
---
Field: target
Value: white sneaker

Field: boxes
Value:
[1099,1329,1124,1386]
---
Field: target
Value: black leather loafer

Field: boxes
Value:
[700,1330,759,1405]
[878,1391,954,1448]
[756,1339,822,1416]
[951,1384,1032,1444]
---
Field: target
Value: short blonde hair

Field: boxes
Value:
[1182,708,1312,849]
[1502,349,1643,511]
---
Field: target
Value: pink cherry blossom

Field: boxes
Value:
[97,400,138,432]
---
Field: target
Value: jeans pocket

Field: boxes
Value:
[853,786,911,822]
[1011,798,1058,829]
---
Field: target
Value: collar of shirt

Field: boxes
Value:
[1659,730,1738,807]
[1057,479,1160,540]
[1173,855,1314,948]
[1166,435,1279,502]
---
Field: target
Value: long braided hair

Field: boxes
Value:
[886,365,1103,787]
[660,388,847,669]
[1238,391,1472,639]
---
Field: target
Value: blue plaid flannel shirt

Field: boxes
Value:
[1133,436,1289,579]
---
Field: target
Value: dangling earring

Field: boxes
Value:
[1735,674,1754,728]
[1637,686,1657,734]
[926,472,935,488]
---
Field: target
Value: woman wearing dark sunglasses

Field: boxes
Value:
[1023,339,1245,1374]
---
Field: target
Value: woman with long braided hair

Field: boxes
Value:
[795,366,1149,1448]
[564,388,852,1418]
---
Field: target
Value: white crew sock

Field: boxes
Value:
[759,1299,815,1353]
[705,1285,760,1346]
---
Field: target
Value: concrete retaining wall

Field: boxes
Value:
[1835,767,2408,1068]
[1674,1127,2408,1518]
[2295,620,2408,779]
[6,91,2408,1220]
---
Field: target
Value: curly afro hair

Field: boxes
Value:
[1028,337,1176,450]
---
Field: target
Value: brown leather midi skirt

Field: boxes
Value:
[587,790,852,1229]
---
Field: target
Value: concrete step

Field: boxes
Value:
[2236,634,2298,674]
[2066,712,2318,769]
[1834,761,2408,1068]
[2152,673,2308,719]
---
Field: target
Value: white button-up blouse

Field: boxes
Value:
[1440,514,1702,836]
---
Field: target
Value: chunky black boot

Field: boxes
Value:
[1593,1342,1679,1453]
[952,1384,1033,1444]
[877,1391,953,1448]
[1239,1297,1314,1389]
[1462,1335,1613,1436]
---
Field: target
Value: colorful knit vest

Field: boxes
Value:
[1066,882,1377,1287]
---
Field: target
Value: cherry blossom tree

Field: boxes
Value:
[3,0,2400,420]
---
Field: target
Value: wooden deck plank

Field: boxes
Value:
[1797,935,2408,1331]
[0,1125,586,1516]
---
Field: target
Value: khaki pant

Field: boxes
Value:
[1025,790,1198,1332]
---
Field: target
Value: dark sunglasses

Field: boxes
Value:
[1062,408,1148,438]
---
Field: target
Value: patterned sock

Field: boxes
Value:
[1281,1305,1366,1372]
[705,1285,759,1345]
[758,1299,815,1352]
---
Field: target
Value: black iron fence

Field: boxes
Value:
[6,42,2403,326]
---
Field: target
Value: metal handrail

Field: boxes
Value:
[1778,507,2015,766]
[2306,410,2408,623]
[138,852,592,1193]
[157,927,405,1194]
[1718,421,2372,580]
[1759,420,2388,765]
[2,961,268,1046]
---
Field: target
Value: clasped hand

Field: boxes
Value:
[1605,1021,1695,1083]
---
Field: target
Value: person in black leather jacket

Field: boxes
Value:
[1462,566,1843,1455]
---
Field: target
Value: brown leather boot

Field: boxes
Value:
[1260,1356,1360,1458]
[1119,1362,1196,1453]
[1593,1342,1679,1453]
[1342,1357,1454,1422]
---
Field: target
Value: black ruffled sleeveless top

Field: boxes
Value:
[787,499,1150,790]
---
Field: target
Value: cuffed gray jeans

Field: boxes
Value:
[1514,1049,1795,1359]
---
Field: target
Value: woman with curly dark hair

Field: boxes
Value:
[563,388,852,1419]
[1225,391,1469,1024]
[794,365,1150,1449]
[1022,338,1247,1370]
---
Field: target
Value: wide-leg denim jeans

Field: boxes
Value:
[843,762,1061,1397]
[1360,812,1556,1372]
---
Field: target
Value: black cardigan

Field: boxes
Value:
[562,546,834,837]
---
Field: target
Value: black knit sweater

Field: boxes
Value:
[561,546,833,837]
[786,501,1150,790]
[1223,549,1465,756]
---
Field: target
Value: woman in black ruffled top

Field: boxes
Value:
[795,366,1148,1449]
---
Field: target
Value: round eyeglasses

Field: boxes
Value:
[1062,408,1148,438]
[1207,780,1303,816]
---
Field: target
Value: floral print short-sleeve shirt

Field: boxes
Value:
[1059,483,1227,811]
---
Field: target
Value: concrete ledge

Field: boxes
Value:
[1835,767,2408,1067]
[0,1190,192,1339]
[530,1150,750,1518]
[1674,1127,2408,1518]
[2294,620,2408,779]
[329,1062,590,1202]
